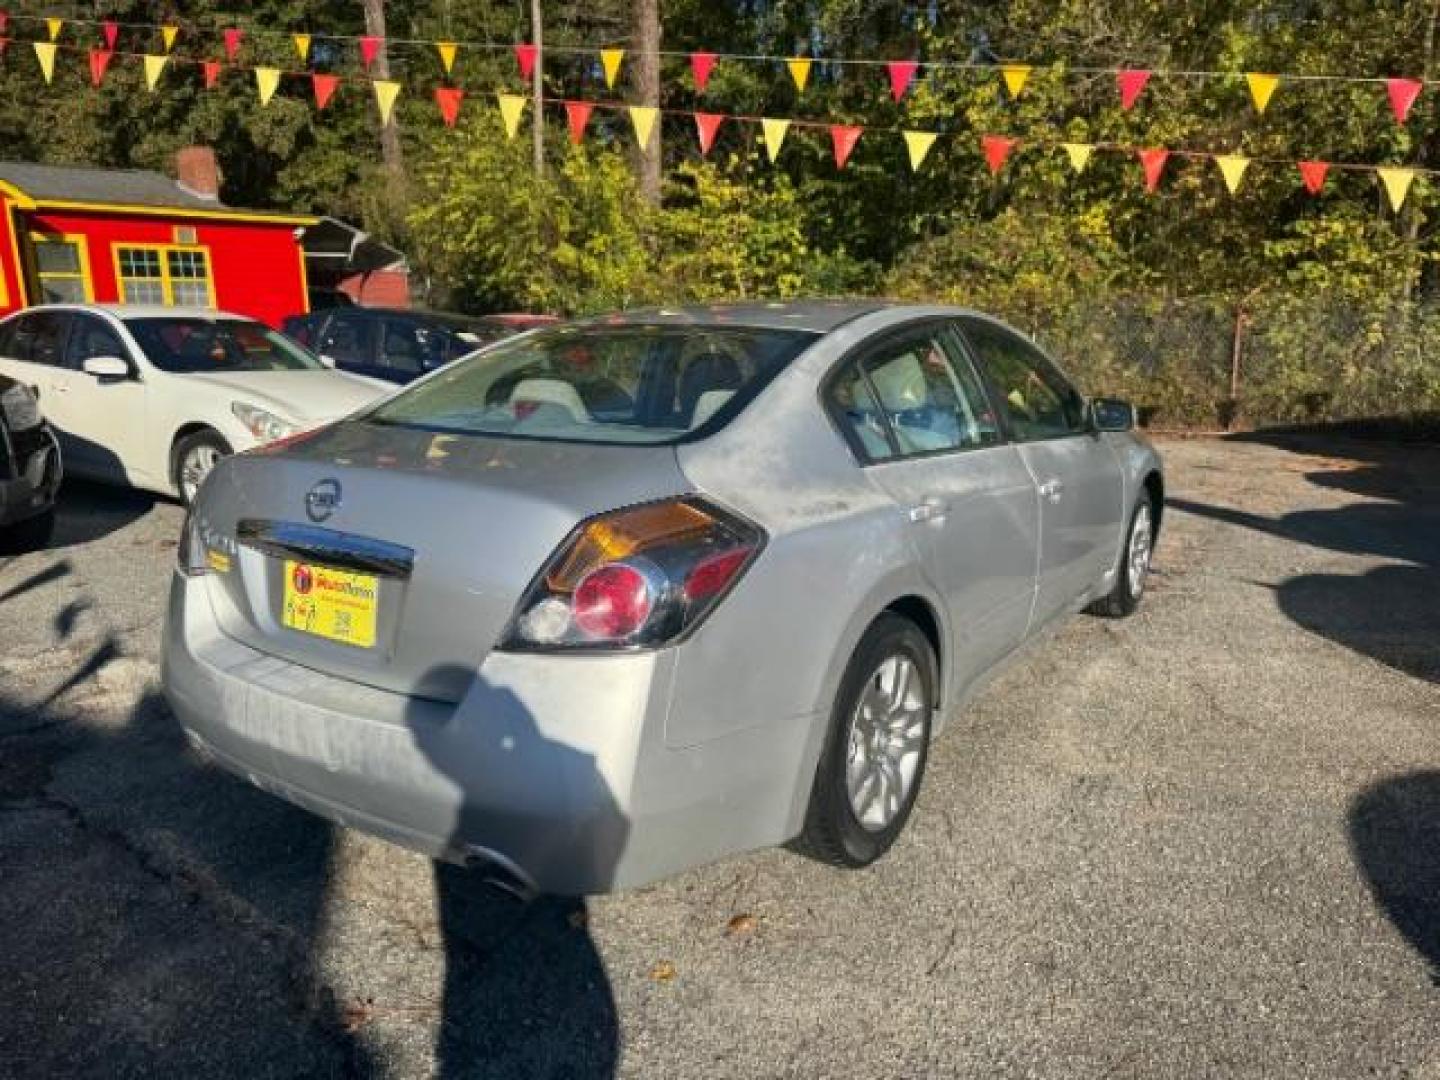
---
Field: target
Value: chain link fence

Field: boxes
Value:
[1013,294,1440,432]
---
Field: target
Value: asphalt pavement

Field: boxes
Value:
[1,433,1437,1079]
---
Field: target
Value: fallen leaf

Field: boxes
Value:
[649,959,676,982]
[725,913,758,937]
[340,1000,374,1033]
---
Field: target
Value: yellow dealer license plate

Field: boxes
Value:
[282,560,379,648]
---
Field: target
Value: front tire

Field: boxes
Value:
[1089,497,1154,618]
[173,430,231,507]
[800,613,937,869]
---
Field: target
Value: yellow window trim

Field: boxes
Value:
[30,232,95,302]
[112,242,217,308]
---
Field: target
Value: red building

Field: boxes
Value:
[0,149,314,327]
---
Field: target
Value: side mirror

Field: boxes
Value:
[82,355,132,382]
[1090,397,1136,432]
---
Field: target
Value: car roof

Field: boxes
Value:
[571,300,903,334]
[9,303,252,321]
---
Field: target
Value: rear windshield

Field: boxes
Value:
[365,324,817,444]
[128,318,324,374]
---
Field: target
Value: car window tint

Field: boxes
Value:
[828,361,897,462]
[65,315,125,369]
[319,314,373,364]
[861,329,1000,455]
[0,318,16,357]
[12,312,69,367]
[283,315,314,346]
[381,321,430,375]
[960,318,1086,440]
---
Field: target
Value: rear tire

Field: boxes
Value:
[799,613,937,868]
[1088,497,1154,618]
[173,430,231,507]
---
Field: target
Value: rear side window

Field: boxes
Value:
[367,325,816,445]
[318,314,375,365]
[10,312,70,367]
[959,318,1086,440]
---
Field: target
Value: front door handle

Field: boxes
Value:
[907,499,949,524]
[1038,478,1064,502]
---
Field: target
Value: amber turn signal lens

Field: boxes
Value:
[547,500,715,592]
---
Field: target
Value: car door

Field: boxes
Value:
[63,312,150,483]
[958,316,1125,631]
[826,322,1040,693]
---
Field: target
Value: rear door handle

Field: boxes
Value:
[1038,478,1064,502]
[907,499,949,524]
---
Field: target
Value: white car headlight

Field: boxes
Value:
[0,383,41,432]
[231,402,298,445]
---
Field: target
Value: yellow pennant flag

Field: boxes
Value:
[601,48,625,89]
[1378,167,1416,211]
[1062,142,1094,173]
[1000,64,1031,98]
[33,42,57,84]
[46,18,63,41]
[497,93,526,139]
[761,118,791,162]
[787,57,812,93]
[374,80,402,125]
[254,67,281,105]
[143,54,168,91]
[293,34,312,62]
[437,41,458,74]
[161,25,179,52]
[1246,73,1279,114]
[1215,154,1251,194]
[903,131,938,171]
[629,105,659,149]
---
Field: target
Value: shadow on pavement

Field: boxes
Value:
[1350,772,1440,986]
[0,646,622,1078]
[1167,434,1440,683]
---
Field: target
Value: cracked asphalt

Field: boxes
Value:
[1,433,1437,1079]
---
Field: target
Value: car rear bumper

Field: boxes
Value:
[0,428,61,526]
[161,572,819,894]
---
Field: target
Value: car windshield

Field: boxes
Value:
[365,324,817,444]
[127,318,324,374]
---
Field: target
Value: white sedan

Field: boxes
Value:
[0,304,386,503]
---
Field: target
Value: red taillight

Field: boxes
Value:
[573,563,654,639]
[501,497,765,651]
[683,548,750,603]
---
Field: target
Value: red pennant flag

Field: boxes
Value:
[887,60,919,102]
[691,51,717,93]
[434,86,464,127]
[515,42,537,79]
[564,100,593,144]
[312,73,340,110]
[1117,68,1152,110]
[1138,148,1170,192]
[830,125,863,169]
[1298,160,1330,195]
[1386,77,1423,123]
[694,111,724,154]
[223,28,242,62]
[360,36,381,70]
[203,60,222,88]
[102,20,117,49]
[0,13,7,33]
[88,48,112,87]
[982,134,1017,175]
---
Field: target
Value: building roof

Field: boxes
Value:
[0,161,315,224]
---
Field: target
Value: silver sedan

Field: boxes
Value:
[162,302,1163,895]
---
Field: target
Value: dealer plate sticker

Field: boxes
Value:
[282,560,378,648]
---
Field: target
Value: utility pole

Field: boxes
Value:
[531,0,546,179]
[634,0,661,204]
[361,0,404,180]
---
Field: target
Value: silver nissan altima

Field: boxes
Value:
[162,301,1163,895]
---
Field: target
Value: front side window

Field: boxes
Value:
[116,245,214,307]
[318,314,375,365]
[65,314,126,369]
[126,318,322,373]
[32,234,92,303]
[367,325,816,445]
[960,318,1086,441]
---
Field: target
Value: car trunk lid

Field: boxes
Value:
[193,421,691,702]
